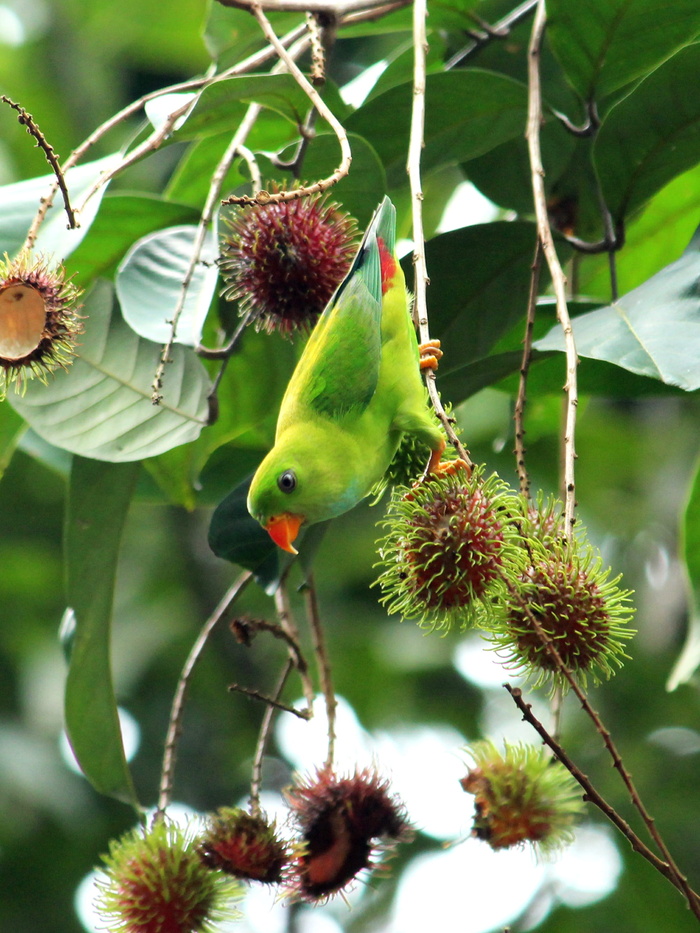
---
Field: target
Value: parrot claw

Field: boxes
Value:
[419,339,443,371]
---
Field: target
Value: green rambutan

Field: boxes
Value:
[94,819,240,933]
[461,740,584,853]
[375,468,525,631]
[219,192,357,335]
[489,525,635,692]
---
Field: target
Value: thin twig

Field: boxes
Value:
[275,580,315,712]
[1,96,76,230]
[229,614,309,673]
[407,0,473,471]
[249,659,296,817]
[215,0,400,14]
[526,0,577,535]
[502,578,700,915]
[505,685,700,915]
[229,679,309,718]
[156,571,253,816]
[514,239,542,498]
[223,2,351,206]
[152,103,263,403]
[22,24,310,250]
[445,0,537,70]
[303,574,335,769]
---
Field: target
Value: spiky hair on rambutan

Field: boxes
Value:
[374,467,526,632]
[284,766,412,902]
[488,515,635,693]
[198,807,290,884]
[460,740,584,854]
[218,191,358,336]
[94,818,241,933]
[0,251,83,396]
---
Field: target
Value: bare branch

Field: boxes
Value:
[526,0,577,534]
[215,0,397,14]
[156,572,252,816]
[445,0,537,70]
[249,659,297,817]
[303,574,336,769]
[513,239,542,498]
[407,0,473,470]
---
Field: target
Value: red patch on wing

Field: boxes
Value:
[377,237,397,295]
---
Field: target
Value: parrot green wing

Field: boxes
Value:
[279,201,390,424]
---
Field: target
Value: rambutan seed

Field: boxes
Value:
[219,192,357,335]
[0,251,83,396]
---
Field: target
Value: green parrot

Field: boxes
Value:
[247,196,464,553]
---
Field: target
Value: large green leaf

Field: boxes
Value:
[536,226,700,390]
[0,153,121,260]
[116,225,219,346]
[64,456,140,805]
[9,280,210,460]
[346,70,529,187]
[595,45,700,223]
[165,134,249,207]
[67,194,200,285]
[417,221,541,371]
[0,404,25,481]
[547,0,700,100]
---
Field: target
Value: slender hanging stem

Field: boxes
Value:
[156,571,252,816]
[304,574,336,769]
[249,659,295,817]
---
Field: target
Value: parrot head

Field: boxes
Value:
[247,426,367,554]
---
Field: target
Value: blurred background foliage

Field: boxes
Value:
[2,1,700,932]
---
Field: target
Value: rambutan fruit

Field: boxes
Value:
[94,819,240,933]
[0,251,82,395]
[375,468,525,631]
[284,766,411,901]
[198,808,289,884]
[219,192,357,335]
[489,528,635,692]
[461,740,584,854]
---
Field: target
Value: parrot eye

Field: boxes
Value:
[277,469,297,493]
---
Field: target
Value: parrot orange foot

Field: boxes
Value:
[419,339,443,371]
[431,457,470,477]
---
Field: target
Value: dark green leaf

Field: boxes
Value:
[347,70,529,187]
[9,281,210,460]
[547,0,700,100]
[165,135,249,207]
[417,221,541,369]
[537,226,700,390]
[64,456,140,806]
[0,404,25,481]
[595,44,700,223]
[67,195,200,285]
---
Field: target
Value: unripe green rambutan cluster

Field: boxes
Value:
[461,740,585,854]
[376,474,636,688]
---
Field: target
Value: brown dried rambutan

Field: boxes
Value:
[461,740,584,854]
[375,468,525,631]
[219,192,358,335]
[198,808,289,884]
[0,251,83,396]
[284,766,411,901]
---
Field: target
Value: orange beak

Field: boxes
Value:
[265,513,304,554]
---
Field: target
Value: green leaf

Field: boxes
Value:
[165,135,248,207]
[346,70,529,186]
[547,0,700,100]
[536,227,700,390]
[0,153,121,260]
[595,45,700,223]
[67,195,199,285]
[0,403,25,480]
[418,221,541,368]
[9,280,210,460]
[64,456,140,805]
[116,225,219,345]
[668,453,700,689]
